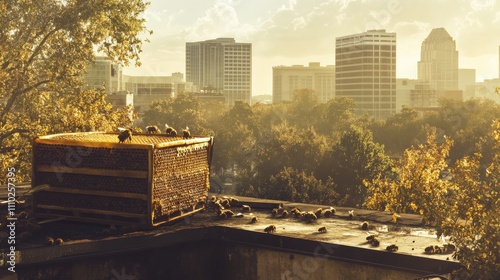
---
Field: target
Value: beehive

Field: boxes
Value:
[31,132,214,227]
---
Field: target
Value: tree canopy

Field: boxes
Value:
[0,0,150,184]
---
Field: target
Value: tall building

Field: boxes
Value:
[458,69,476,100]
[272,62,335,103]
[83,56,122,94]
[186,38,252,105]
[417,28,458,90]
[335,29,396,119]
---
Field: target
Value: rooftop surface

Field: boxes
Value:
[1,187,460,274]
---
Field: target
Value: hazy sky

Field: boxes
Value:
[123,0,500,95]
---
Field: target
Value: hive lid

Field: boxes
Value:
[34,131,213,148]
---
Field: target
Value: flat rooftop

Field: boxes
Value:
[0,187,461,278]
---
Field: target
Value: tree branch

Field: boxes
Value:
[0,128,31,142]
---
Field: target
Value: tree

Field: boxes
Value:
[322,125,392,207]
[267,167,338,205]
[0,0,150,184]
[314,97,358,143]
[140,93,208,135]
[439,119,500,279]
[365,121,500,278]
[371,106,423,155]
[364,126,454,224]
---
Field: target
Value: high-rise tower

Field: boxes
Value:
[335,29,396,119]
[417,28,459,90]
[186,38,251,105]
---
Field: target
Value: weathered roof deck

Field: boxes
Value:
[0,188,462,280]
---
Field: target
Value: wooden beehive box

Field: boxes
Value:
[31,132,214,227]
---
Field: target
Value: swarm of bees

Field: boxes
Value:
[209,195,248,220]
[386,244,398,252]
[318,226,327,233]
[425,244,455,254]
[146,125,160,134]
[264,225,276,234]
[117,128,133,143]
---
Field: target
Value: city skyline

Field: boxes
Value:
[123,0,500,96]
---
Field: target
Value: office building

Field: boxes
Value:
[186,38,252,105]
[335,29,396,119]
[417,28,459,91]
[83,56,122,94]
[458,69,476,100]
[122,73,195,114]
[272,62,335,103]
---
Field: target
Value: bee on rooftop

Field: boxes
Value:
[146,125,160,134]
[117,128,132,143]
[264,225,276,234]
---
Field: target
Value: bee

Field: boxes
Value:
[117,128,132,143]
[242,205,251,212]
[220,198,231,208]
[314,208,323,218]
[318,226,327,233]
[234,213,244,218]
[433,245,442,254]
[218,211,227,219]
[146,125,160,134]
[386,244,398,252]
[214,201,224,211]
[371,238,380,247]
[443,243,456,253]
[250,216,258,223]
[392,213,401,224]
[323,207,334,217]
[281,209,288,218]
[348,210,354,220]
[425,245,435,254]
[220,209,235,218]
[182,126,191,139]
[290,207,301,215]
[209,195,218,207]
[366,234,376,242]
[46,236,55,246]
[264,225,276,234]
[361,221,369,230]
[271,208,279,216]
[55,237,64,245]
[303,211,318,223]
[165,124,177,136]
